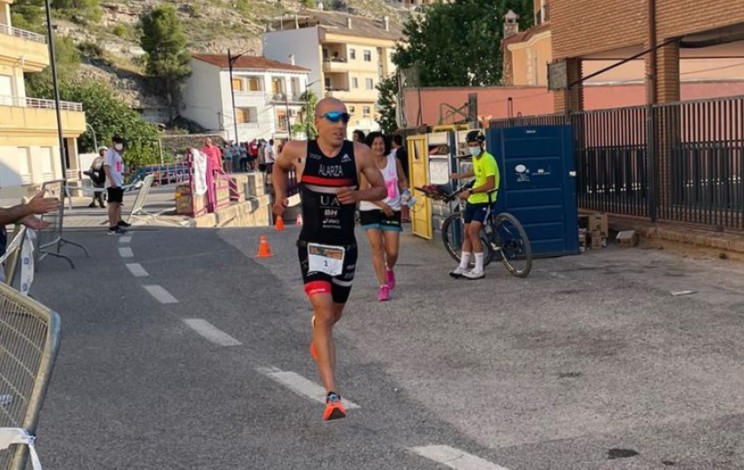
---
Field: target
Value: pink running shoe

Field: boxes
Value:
[386,269,396,290]
[378,284,390,301]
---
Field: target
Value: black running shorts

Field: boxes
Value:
[297,241,357,304]
[107,187,124,203]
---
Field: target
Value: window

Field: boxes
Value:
[0,75,12,105]
[363,50,372,62]
[246,77,262,91]
[324,77,332,90]
[349,106,356,114]
[231,78,243,92]
[352,77,359,89]
[350,49,356,60]
[362,106,371,116]
[276,111,288,131]
[365,78,374,89]
[236,107,258,124]
[271,78,284,95]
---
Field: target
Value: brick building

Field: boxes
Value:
[550,0,744,112]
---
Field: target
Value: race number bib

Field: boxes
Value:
[307,243,345,276]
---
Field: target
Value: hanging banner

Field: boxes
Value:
[191,149,208,196]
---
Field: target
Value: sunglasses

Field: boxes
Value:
[320,111,351,124]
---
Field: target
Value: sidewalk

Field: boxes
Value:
[607,213,744,261]
[64,184,272,230]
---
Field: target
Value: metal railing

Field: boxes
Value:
[0,282,61,470]
[0,24,47,44]
[35,180,89,269]
[489,95,744,230]
[0,95,83,112]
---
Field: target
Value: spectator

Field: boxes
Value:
[201,137,223,173]
[352,129,365,143]
[0,193,57,280]
[248,139,259,171]
[104,135,130,235]
[221,141,233,173]
[264,139,276,178]
[392,134,410,222]
[84,146,107,208]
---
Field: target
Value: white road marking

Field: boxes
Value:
[183,319,242,347]
[142,285,178,304]
[119,235,132,244]
[410,445,510,470]
[256,366,360,410]
[119,247,134,258]
[125,263,149,277]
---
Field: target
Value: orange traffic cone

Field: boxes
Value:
[256,235,273,258]
[275,216,285,231]
[296,214,303,226]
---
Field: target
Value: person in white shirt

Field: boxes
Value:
[358,132,408,301]
[103,135,130,235]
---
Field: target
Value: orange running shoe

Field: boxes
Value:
[323,392,347,421]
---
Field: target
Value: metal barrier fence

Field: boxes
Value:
[0,282,61,470]
[1,227,34,297]
[126,174,156,225]
[35,180,89,269]
[134,163,189,187]
[489,95,744,230]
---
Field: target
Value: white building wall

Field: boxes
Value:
[263,27,323,96]
[181,60,224,132]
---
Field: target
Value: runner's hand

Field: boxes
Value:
[336,187,357,204]
[27,192,59,215]
[273,198,288,217]
[381,204,394,217]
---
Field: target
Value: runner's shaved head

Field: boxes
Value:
[315,97,346,117]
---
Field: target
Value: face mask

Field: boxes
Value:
[114,144,123,151]
[469,146,481,157]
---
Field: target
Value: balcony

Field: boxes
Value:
[323,57,350,73]
[0,24,50,72]
[266,93,306,105]
[0,96,86,136]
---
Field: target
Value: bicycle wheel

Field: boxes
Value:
[441,213,494,267]
[494,212,532,277]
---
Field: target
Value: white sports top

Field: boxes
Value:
[359,152,401,211]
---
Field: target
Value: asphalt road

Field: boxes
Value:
[28,223,744,469]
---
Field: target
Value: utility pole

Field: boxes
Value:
[228,49,240,146]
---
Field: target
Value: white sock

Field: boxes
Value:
[459,252,472,269]
[474,252,484,271]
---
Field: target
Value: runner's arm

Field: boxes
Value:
[339,143,386,203]
[272,141,300,215]
[395,158,408,191]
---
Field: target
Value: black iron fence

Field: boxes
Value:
[489,95,744,230]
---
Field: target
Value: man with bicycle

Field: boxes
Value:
[449,129,500,280]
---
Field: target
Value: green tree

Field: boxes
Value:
[291,89,318,139]
[24,35,82,98]
[376,74,398,135]
[9,0,45,32]
[59,81,162,167]
[140,5,191,123]
[394,0,533,87]
[52,0,101,24]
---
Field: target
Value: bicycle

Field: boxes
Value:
[416,182,533,277]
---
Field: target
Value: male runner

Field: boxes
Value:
[273,97,386,421]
